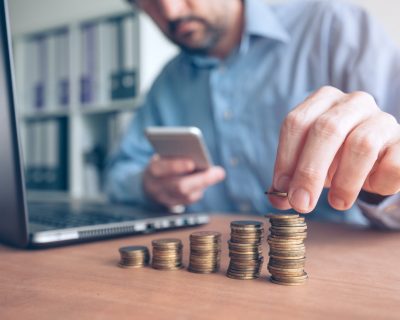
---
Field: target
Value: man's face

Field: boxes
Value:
[134,0,234,55]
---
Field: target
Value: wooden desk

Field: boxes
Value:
[1,214,400,320]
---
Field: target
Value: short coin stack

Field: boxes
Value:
[227,221,264,280]
[151,238,183,270]
[188,231,221,274]
[118,246,150,268]
[267,214,308,286]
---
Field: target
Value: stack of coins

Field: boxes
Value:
[151,238,183,270]
[118,246,150,268]
[188,231,221,274]
[266,214,308,286]
[226,221,264,280]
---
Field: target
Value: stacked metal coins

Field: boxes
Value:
[151,238,183,270]
[226,221,264,280]
[188,231,221,274]
[267,214,308,286]
[118,246,150,268]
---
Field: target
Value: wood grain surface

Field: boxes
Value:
[0,214,400,320]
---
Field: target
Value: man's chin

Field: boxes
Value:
[172,37,213,55]
[176,42,211,56]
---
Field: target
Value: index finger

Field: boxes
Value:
[288,92,379,213]
[270,87,343,209]
[149,154,195,178]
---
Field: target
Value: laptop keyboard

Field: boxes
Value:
[28,204,137,229]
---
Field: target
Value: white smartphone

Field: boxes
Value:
[145,126,213,171]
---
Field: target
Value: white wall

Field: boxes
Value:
[8,0,129,35]
[7,0,400,89]
[267,0,400,45]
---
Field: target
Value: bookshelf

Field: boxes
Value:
[12,7,177,203]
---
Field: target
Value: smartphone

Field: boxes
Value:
[145,126,213,171]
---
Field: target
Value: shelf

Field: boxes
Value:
[80,96,143,115]
[26,190,72,203]
[21,108,71,120]
[19,97,144,121]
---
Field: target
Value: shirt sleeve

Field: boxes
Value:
[327,4,400,229]
[104,87,162,208]
[357,195,400,230]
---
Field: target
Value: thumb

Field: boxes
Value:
[207,166,226,184]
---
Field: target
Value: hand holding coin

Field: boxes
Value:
[269,86,400,213]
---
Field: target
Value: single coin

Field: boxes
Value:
[266,213,300,219]
[230,220,264,229]
[119,245,149,254]
[270,277,307,286]
[264,190,288,198]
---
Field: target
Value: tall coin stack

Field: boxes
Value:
[267,214,308,286]
[226,221,264,280]
[151,238,184,270]
[188,231,221,274]
[118,246,150,268]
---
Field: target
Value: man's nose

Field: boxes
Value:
[158,0,189,20]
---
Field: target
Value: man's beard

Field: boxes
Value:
[168,16,225,56]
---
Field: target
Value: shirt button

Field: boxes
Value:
[239,203,252,212]
[223,110,233,120]
[230,157,239,167]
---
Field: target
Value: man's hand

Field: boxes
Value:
[269,86,400,213]
[143,155,226,208]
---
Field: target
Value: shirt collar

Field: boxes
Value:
[244,0,290,44]
[189,0,290,68]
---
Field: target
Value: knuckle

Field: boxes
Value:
[296,166,324,183]
[312,115,343,138]
[347,91,378,113]
[350,91,376,106]
[283,110,309,135]
[346,132,380,156]
[317,85,343,96]
[381,112,398,126]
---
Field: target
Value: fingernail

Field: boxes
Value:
[276,175,290,192]
[289,188,311,212]
[330,195,345,210]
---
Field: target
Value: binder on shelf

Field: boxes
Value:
[110,14,138,100]
[24,29,70,113]
[80,23,97,104]
[97,21,114,105]
[54,28,70,107]
[28,34,48,110]
[46,34,57,111]
[25,119,68,191]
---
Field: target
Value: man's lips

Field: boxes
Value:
[173,20,202,37]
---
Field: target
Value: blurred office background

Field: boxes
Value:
[8,0,400,203]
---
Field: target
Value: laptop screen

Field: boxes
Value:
[0,0,29,247]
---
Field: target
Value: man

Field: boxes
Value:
[106,0,400,229]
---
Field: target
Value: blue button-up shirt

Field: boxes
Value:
[106,0,400,226]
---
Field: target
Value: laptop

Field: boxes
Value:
[0,0,208,248]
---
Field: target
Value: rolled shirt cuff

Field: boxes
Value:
[357,193,400,230]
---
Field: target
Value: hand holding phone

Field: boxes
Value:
[143,127,226,208]
[145,127,213,171]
